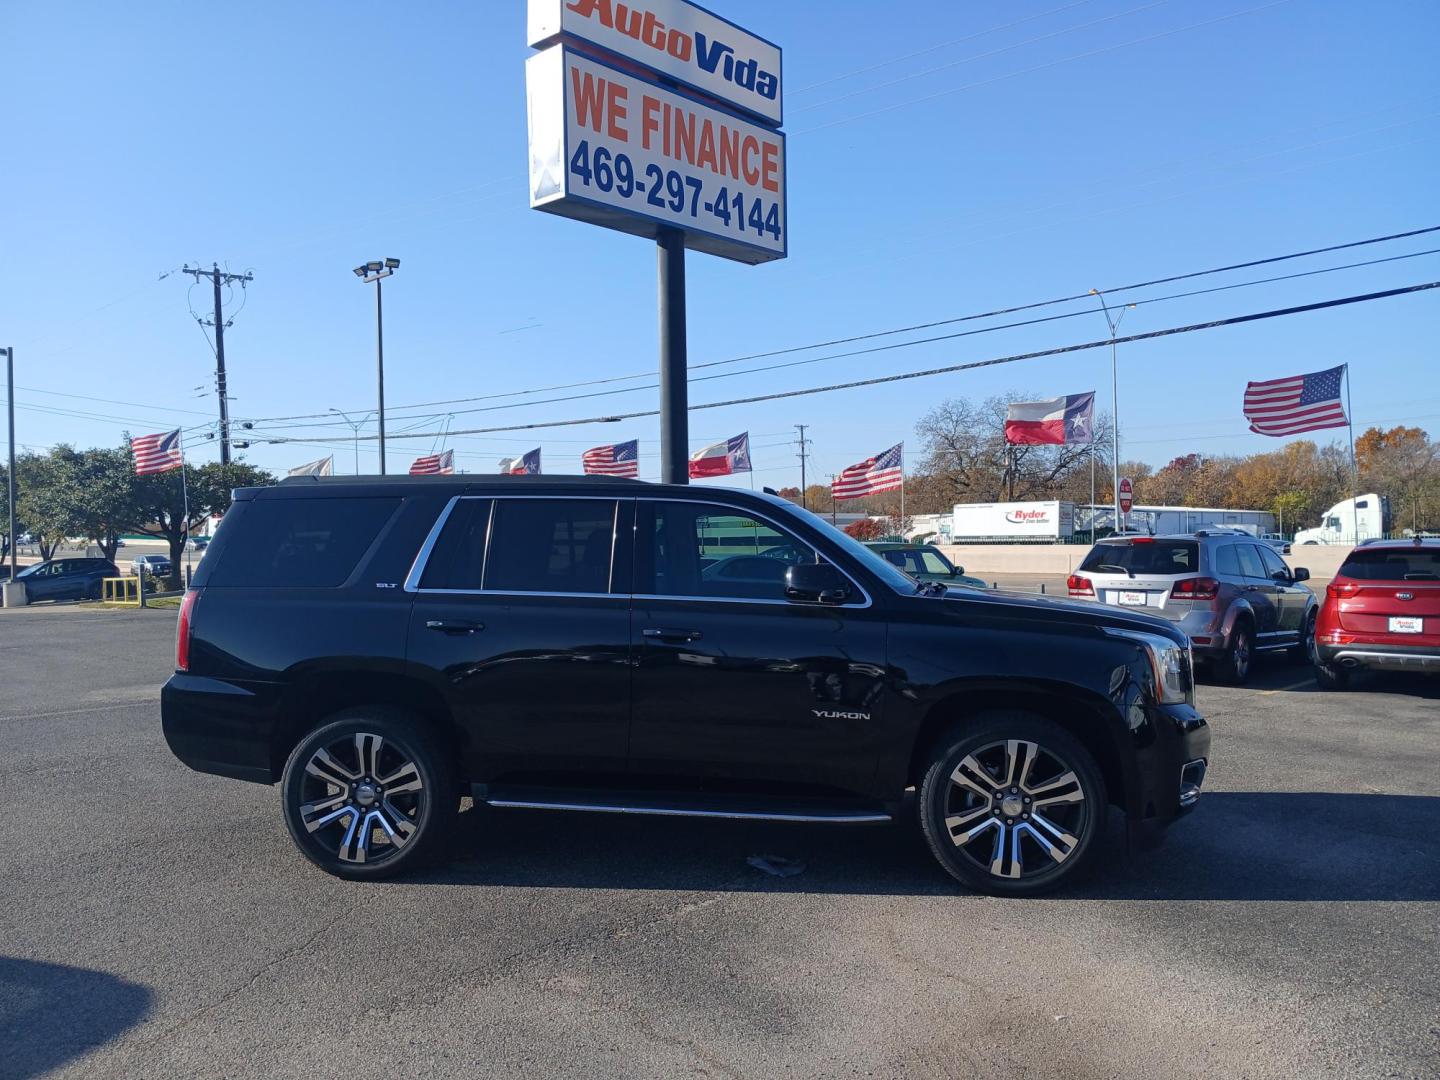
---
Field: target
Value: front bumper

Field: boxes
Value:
[1317,642,1440,673]
[1127,702,1210,851]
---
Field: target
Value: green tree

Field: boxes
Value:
[27,445,140,561]
[131,459,273,586]
[15,450,81,560]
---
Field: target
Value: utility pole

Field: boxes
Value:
[4,346,15,585]
[829,473,838,525]
[795,424,810,508]
[1089,290,1135,533]
[182,264,253,465]
[658,228,688,485]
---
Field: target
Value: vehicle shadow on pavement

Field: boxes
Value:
[0,956,152,1079]
[415,792,1440,903]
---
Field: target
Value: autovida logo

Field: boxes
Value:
[1005,510,1050,524]
[564,0,780,104]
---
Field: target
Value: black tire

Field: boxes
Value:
[918,712,1107,897]
[1315,661,1351,691]
[280,709,458,880]
[1219,621,1254,685]
[1291,609,1317,664]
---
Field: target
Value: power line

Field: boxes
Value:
[252,280,1440,446]
[239,225,1440,427]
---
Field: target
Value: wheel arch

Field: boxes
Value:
[272,667,463,781]
[904,683,1134,813]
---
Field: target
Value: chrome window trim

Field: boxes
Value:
[405,494,621,597]
[638,496,873,609]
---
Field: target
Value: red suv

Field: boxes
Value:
[1314,539,1440,690]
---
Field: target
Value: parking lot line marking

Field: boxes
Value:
[1261,680,1315,695]
[0,699,158,723]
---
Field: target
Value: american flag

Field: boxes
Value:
[132,429,183,475]
[1243,365,1348,436]
[833,442,904,500]
[582,439,638,477]
[409,449,455,475]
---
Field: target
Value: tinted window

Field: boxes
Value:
[1339,548,1440,581]
[1234,544,1266,579]
[642,501,820,601]
[483,499,615,594]
[1255,545,1290,579]
[209,497,401,587]
[418,499,492,590]
[1079,541,1199,575]
[1214,545,1241,578]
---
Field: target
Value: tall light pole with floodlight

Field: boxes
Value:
[354,259,400,473]
[1090,289,1136,533]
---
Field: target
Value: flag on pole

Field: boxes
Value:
[1243,365,1348,435]
[132,429,183,475]
[409,450,455,475]
[1004,393,1095,445]
[688,432,751,478]
[833,442,904,500]
[582,439,639,477]
[499,448,541,475]
[288,456,334,477]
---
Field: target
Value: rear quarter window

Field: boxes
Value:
[1079,541,1199,575]
[207,497,402,587]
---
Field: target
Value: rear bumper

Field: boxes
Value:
[1127,702,1210,851]
[1317,643,1440,673]
[161,673,285,783]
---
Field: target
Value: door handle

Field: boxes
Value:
[426,619,485,635]
[643,627,703,643]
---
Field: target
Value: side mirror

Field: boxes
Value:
[785,562,850,604]
[1292,567,1310,582]
[953,565,965,576]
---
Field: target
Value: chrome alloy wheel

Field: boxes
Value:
[298,732,425,866]
[943,739,1090,882]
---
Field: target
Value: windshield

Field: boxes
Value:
[1080,540,1200,576]
[806,517,928,594]
[15,562,44,579]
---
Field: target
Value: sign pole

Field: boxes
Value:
[5,346,15,586]
[658,227,689,485]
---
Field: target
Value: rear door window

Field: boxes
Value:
[482,498,617,594]
[208,497,401,587]
[1339,549,1440,581]
[1214,545,1241,578]
[418,499,492,591]
[1079,541,1199,575]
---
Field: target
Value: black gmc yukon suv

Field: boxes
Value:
[162,475,1209,896]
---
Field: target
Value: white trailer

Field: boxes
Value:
[1079,504,1277,537]
[951,501,1075,542]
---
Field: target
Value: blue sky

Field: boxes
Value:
[4,0,1436,486]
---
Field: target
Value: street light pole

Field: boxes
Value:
[329,407,371,474]
[354,259,400,474]
[1089,290,1135,534]
[4,346,15,584]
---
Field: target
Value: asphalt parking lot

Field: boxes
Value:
[2,607,1437,1079]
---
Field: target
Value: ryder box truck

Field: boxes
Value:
[951,501,1076,542]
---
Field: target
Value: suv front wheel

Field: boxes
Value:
[918,712,1106,897]
[280,710,458,880]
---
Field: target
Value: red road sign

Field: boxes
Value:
[1118,477,1134,514]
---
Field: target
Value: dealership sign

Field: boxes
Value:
[526,44,786,263]
[528,0,783,126]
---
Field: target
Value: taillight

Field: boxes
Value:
[1067,574,1094,597]
[1171,577,1220,601]
[1326,582,1360,600]
[176,589,199,671]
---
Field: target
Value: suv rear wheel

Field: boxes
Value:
[1291,610,1318,664]
[918,712,1106,897]
[280,710,458,880]
[1219,621,1254,684]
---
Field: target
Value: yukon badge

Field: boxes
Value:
[812,709,871,721]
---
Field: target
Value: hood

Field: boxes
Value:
[939,583,1185,642]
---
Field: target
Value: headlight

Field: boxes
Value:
[1105,627,1193,705]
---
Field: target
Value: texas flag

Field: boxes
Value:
[688,432,752,478]
[499,448,541,475]
[1004,392,1095,445]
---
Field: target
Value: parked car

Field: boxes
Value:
[1314,539,1440,690]
[162,475,1209,897]
[865,542,987,590]
[1067,531,1318,684]
[185,536,210,551]
[131,554,173,578]
[12,557,119,602]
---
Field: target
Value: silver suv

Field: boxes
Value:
[1067,531,1318,683]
